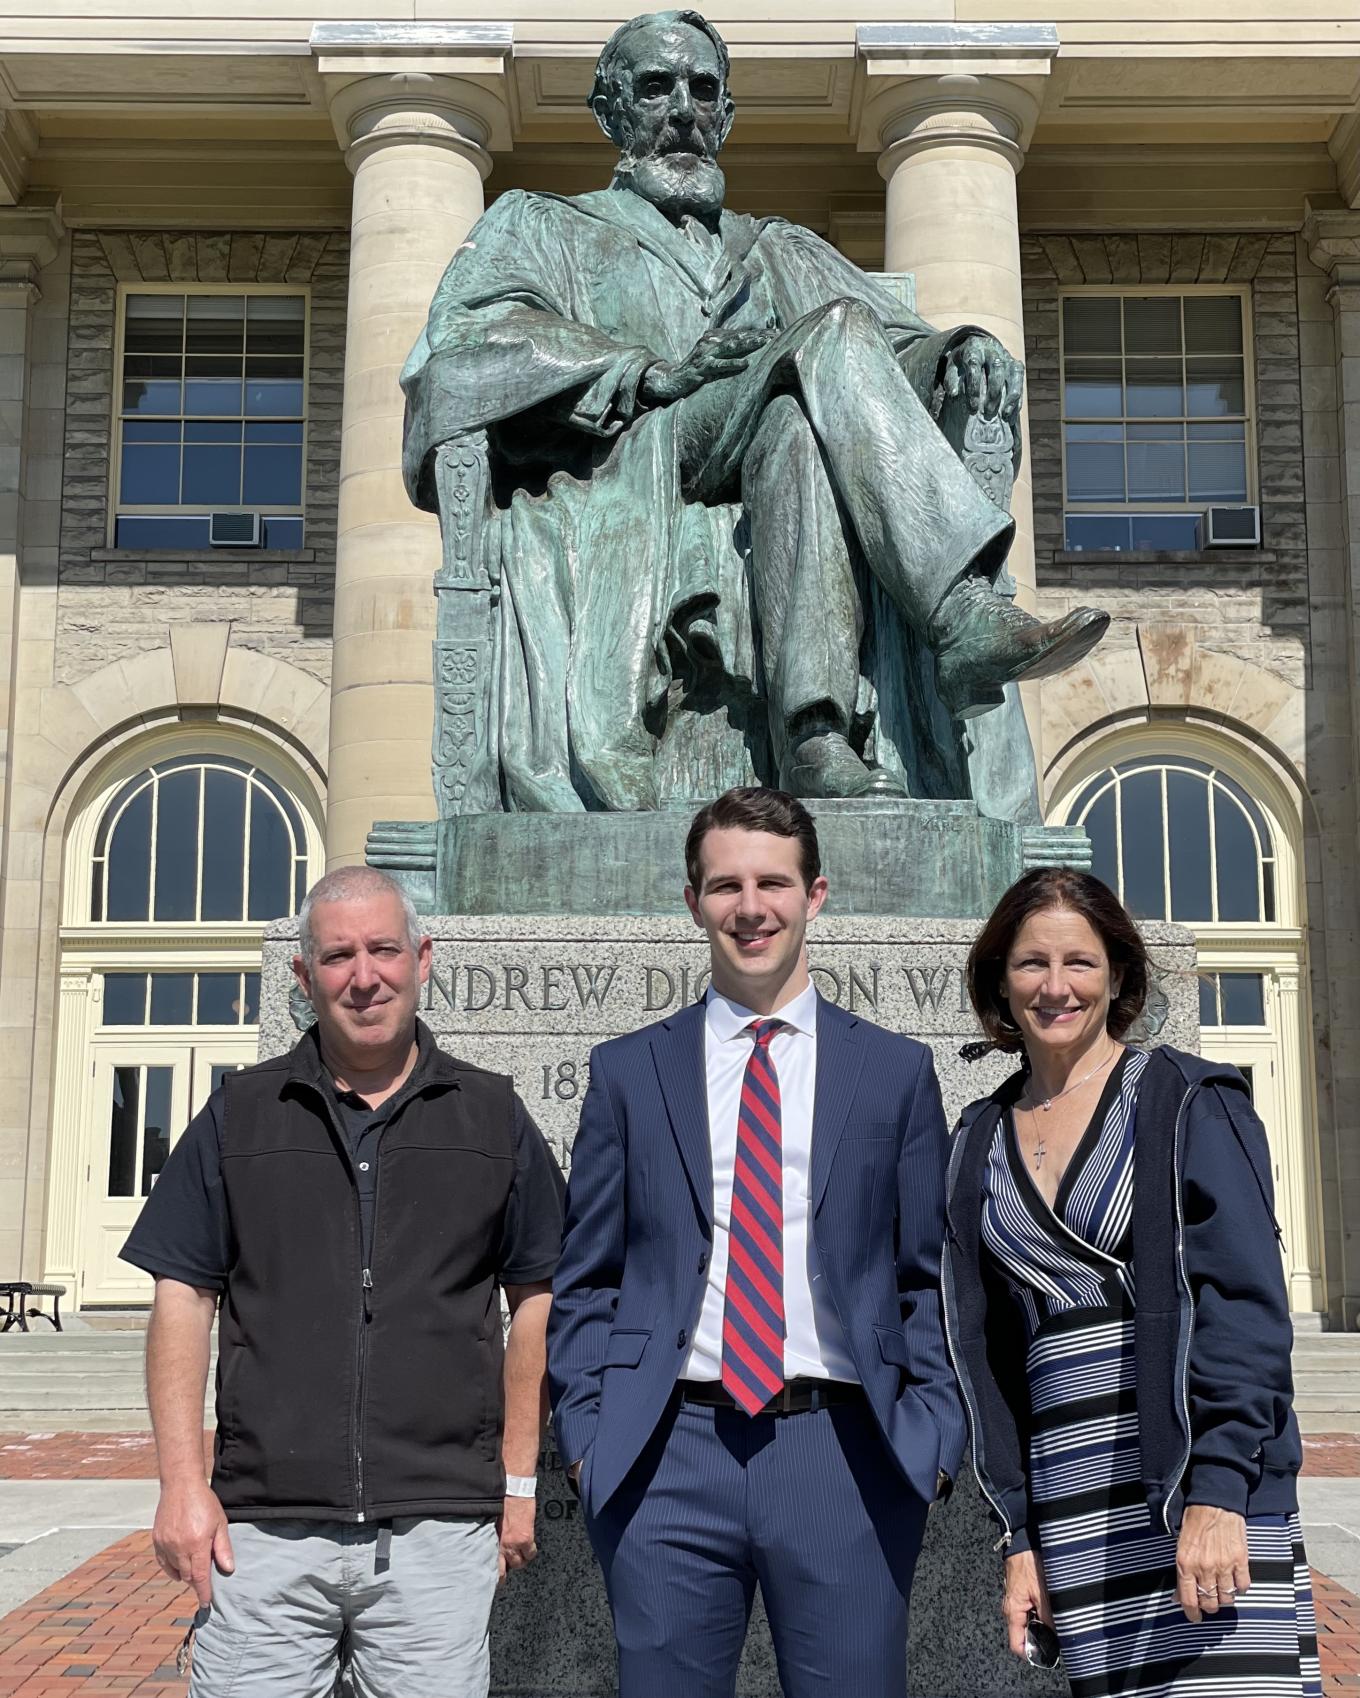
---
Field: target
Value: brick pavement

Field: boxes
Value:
[0,1534,188,1697]
[0,1435,211,1481]
[2,1433,1360,1692]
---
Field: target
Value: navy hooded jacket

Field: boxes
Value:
[942,1044,1302,1554]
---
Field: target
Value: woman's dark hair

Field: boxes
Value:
[966,867,1150,1054]
[685,787,821,893]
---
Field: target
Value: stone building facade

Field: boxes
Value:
[1,6,1358,1323]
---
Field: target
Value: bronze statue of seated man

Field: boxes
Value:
[402,8,1106,811]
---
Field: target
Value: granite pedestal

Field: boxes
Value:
[260,915,1198,1698]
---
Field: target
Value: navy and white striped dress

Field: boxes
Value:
[980,1048,1321,1698]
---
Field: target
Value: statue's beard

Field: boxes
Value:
[617,150,726,222]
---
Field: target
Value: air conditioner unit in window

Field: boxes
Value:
[1204,505,1260,547]
[209,511,262,548]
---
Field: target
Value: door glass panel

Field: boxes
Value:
[197,972,242,1025]
[108,1065,141,1196]
[149,973,194,1025]
[104,973,150,1026]
[1219,972,1266,1026]
[243,972,261,1024]
[1199,975,1219,1027]
[1236,1063,1255,1102]
[140,1066,174,1193]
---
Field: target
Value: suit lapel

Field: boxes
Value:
[649,1002,713,1225]
[811,998,863,1213]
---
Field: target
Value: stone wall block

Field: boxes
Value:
[197,234,231,281]
[1137,622,1197,705]
[228,232,266,281]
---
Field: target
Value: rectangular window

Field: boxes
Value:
[113,288,308,550]
[1060,290,1253,552]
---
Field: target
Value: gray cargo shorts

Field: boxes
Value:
[187,1515,499,1698]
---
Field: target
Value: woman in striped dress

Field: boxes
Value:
[943,867,1320,1698]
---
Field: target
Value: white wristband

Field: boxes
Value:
[504,1473,537,1498]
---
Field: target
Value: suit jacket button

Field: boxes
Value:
[697,1254,708,1273]
[677,1330,688,1349]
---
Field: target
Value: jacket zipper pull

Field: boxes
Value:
[993,1531,1013,1554]
[362,1266,373,1321]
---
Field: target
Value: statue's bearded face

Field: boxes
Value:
[601,23,732,221]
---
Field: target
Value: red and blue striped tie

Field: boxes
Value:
[721,1018,786,1415]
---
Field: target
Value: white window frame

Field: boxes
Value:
[1051,723,1324,1316]
[109,281,312,549]
[1058,284,1258,551]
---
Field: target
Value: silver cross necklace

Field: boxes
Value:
[1020,1045,1120,1171]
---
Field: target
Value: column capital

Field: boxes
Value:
[310,23,516,172]
[0,193,64,303]
[854,23,1057,165]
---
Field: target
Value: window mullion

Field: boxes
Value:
[147,773,159,923]
[1160,765,1172,921]
[242,775,254,923]
[1113,770,1125,904]
[1207,771,1220,922]
[194,764,206,923]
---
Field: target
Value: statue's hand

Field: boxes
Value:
[942,333,1024,425]
[639,329,771,407]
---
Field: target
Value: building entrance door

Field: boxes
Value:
[79,1036,255,1305]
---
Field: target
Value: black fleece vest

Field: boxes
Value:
[212,1035,516,1521]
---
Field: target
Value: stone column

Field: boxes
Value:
[1303,203,1360,1323]
[858,26,1056,614]
[313,26,513,868]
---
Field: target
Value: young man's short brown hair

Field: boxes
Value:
[684,787,822,893]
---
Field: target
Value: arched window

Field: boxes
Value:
[1053,735,1323,1318]
[1065,756,1276,924]
[91,755,309,924]
[54,731,323,1307]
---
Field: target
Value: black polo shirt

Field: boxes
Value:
[122,1025,564,1291]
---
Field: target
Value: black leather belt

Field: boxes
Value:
[679,1378,864,1414]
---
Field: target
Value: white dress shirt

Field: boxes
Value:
[680,981,859,1383]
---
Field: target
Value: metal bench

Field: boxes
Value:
[0,1281,66,1332]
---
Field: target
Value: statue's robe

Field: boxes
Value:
[402,185,1037,817]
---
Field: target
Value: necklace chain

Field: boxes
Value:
[1019,1045,1121,1171]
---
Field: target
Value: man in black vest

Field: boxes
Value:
[121,866,564,1698]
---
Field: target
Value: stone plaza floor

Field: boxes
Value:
[3,1432,1360,1694]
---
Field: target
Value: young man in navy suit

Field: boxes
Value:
[548,787,966,1698]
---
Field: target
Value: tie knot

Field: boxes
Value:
[748,1019,783,1050]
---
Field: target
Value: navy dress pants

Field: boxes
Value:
[582,1396,929,1698]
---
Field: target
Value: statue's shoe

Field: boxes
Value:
[931,576,1110,719]
[783,731,906,799]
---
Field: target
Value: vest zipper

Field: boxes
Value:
[354,1154,384,1524]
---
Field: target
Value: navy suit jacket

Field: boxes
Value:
[547,995,967,1511]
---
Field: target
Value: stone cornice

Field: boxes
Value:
[1330,109,1360,212]
[1302,199,1360,288]
[0,192,64,300]
[0,108,38,206]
